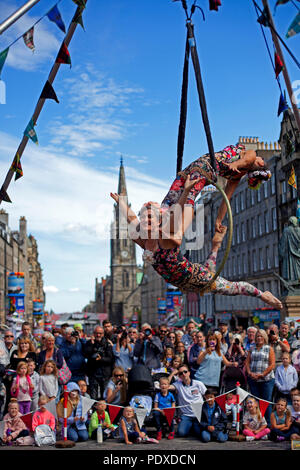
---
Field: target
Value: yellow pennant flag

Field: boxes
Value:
[288,165,297,189]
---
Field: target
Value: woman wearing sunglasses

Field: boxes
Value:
[104,366,128,407]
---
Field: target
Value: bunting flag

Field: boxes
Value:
[72,0,87,8]
[47,5,66,33]
[236,386,249,404]
[40,80,59,103]
[163,408,176,428]
[275,52,284,78]
[55,42,71,67]
[215,393,228,412]
[81,396,96,417]
[21,412,33,432]
[0,48,9,77]
[258,399,270,418]
[135,408,147,429]
[257,7,270,27]
[277,92,289,116]
[108,405,122,423]
[0,187,12,203]
[209,0,222,11]
[74,10,85,30]
[24,118,38,144]
[286,11,300,38]
[23,27,35,51]
[10,153,23,181]
[288,165,297,189]
[190,401,203,423]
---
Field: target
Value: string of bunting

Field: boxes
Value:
[0,385,277,435]
[0,0,87,204]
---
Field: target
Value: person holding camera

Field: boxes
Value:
[83,326,114,400]
[59,327,86,384]
[267,324,290,368]
[113,328,134,372]
[222,334,247,391]
[133,324,163,371]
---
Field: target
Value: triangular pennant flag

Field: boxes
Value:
[277,92,289,116]
[47,5,66,33]
[55,42,71,67]
[275,52,284,78]
[215,393,227,412]
[23,27,35,52]
[288,165,297,189]
[40,80,59,103]
[135,408,147,429]
[108,405,122,423]
[45,399,58,419]
[258,399,270,418]
[24,118,38,144]
[10,153,23,181]
[163,408,176,428]
[72,0,87,8]
[0,48,9,77]
[0,187,12,203]
[286,11,300,38]
[236,386,249,404]
[81,396,96,417]
[190,401,203,423]
[209,0,222,11]
[257,7,270,27]
[21,412,33,432]
[74,10,85,30]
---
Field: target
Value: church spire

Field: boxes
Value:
[118,155,127,196]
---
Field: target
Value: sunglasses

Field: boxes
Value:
[114,374,124,377]
[178,370,188,376]
[5,335,14,338]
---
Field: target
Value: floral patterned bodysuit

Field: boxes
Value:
[143,244,263,298]
[161,144,246,208]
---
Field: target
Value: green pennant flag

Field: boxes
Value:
[24,118,38,145]
[10,153,23,181]
[286,11,300,38]
[0,48,9,77]
[74,10,85,30]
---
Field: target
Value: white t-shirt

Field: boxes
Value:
[243,411,267,431]
[173,379,206,417]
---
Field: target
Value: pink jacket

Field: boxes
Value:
[32,409,56,431]
[3,412,28,440]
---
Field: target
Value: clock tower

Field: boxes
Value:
[109,157,141,325]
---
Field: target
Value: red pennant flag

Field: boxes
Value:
[56,42,71,67]
[275,52,284,78]
[108,405,122,423]
[215,393,227,412]
[258,399,270,418]
[209,0,222,11]
[163,408,176,427]
[21,412,33,432]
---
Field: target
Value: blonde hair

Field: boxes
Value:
[206,333,221,356]
[8,398,19,410]
[16,361,29,374]
[17,337,36,353]
[246,397,262,421]
[40,359,58,377]
[255,329,268,345]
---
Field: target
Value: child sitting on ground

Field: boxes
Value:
[242,397,270,441]
[225,392,238,429]
[269,397,293,442]
[2,399,30,445]
[200,388,228,443]
[153,377,176,440]
[119,406,158,445]
[78,379,91,399]
[88,400,115,440]
[32,395,56,432]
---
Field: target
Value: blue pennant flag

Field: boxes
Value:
[24,118,38,144]
[277,92,289,116]
[47,5,66,33]
[286,11,300,38]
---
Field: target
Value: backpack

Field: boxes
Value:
[34,424,56,446]
[57,358,72,385]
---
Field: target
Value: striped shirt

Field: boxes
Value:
[249,345,274,382]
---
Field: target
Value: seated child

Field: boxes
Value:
[275,352,298,403]
[225,392,238,429]
[118,406,158,445]
[153,377,176,440]
[32,395,56,432]
[200,389,228,443]
[242,397,270,441]
[78,379,91,399]
[2,399,30,445]
[88,400,115,440]
[269,397,293,442]
[289,394,300,440]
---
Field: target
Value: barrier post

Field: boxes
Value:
[63,385,68,441]
[236,382,240,437]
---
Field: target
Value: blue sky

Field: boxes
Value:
[0,0,299,313]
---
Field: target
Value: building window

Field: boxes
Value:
[251,191,255,206]
[243,253,247,274]
[274,245,279,268]
[235,196,239,214]
[264,210,269,233]
[263,181,268,199]
[241,222,246,242]
[271,175,276,194]
[237,255,241,276]
[253,250,257,272]
[281,180,287,203]
[272,207,277,231]
[252,217,256,238]
[266,246,271,269]
[259,248,264,270]
[232,257,236,276]
[258,215,263,236]
[257,187,261,202]
[122,270,129,288]
[236,225,240,245]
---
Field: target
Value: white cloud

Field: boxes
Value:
[44,285,59,293]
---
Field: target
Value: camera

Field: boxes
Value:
[234,338,240,345]
[269,331,275,336]
[71,330,79,338]
[144,328,152,337]
[117,380,123,386]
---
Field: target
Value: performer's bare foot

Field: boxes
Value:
[212,226,227,251]
[260,291,283,309]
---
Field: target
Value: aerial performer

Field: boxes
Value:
[110,169,282,309]
[161,143,272,233]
